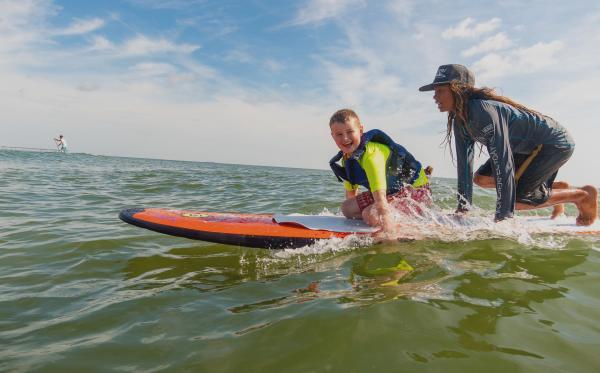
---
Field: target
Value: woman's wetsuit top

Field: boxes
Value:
[454,99,574,220]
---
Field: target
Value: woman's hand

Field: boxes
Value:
[454,205,469,215]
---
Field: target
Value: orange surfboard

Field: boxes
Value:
[119,208,374,249]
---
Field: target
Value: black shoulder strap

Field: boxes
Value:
[329,152,345,183]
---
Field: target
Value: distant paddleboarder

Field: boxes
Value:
[419,64,597,226]
[53,135,68,153]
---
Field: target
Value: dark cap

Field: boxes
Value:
[419,64,475,91]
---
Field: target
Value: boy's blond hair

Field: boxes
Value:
[329,109,360,126]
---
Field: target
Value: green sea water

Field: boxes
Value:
[1,149,600,372]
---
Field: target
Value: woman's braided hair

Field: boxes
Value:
[443,80,544,157]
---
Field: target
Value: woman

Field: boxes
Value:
[419,64,597,225]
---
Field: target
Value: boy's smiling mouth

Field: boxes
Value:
[343,141,355,152]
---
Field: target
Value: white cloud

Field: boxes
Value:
[472,41,564,80]
[0,0,56,52]
[324,64,369,105]
[263,59,284,73]
[388,0,415,24]
[0,0,55,31]
[177,59,218,81]
[85,35,199,58]
[88,36,114,51]
[130,62,177,77]
[291,0,364,26]
[77,81,100,92]
[127,0,206,10]
[121,35,200,56]
[223,49,254,64]
[442,17,501,39]
[321,60,405,113]
[462,32,512,57]
[53,18,105,36]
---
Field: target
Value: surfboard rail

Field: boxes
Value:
[119,208,349,249]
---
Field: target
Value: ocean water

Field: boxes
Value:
[1,149,600,372]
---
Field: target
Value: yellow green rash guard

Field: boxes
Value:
[343,142,428,192]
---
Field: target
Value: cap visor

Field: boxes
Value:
[419,81,452,92]
[418,83,435,92]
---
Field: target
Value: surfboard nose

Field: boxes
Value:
[119,208,146,225]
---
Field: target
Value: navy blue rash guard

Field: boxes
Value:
[454,99,575,221]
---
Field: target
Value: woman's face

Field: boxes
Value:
[433,85,454,112]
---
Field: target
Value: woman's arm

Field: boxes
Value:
[454,121,475,212]
[471,101,516,221]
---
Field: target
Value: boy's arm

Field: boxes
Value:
[344,180,358,200]
[371,190,394,234]
[360,143,394,234]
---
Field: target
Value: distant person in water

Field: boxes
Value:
[53,135,68,153]
[419,64,597,226]
[328,109,432,236]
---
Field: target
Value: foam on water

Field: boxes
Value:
[271,203,590,257]
[386,201,594,249]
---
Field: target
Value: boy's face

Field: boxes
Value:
[330,118,363,155]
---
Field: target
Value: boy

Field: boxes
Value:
[329,109,431,235]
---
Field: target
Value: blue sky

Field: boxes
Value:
[2,0,600,185]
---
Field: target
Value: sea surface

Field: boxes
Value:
[1,149,600,372]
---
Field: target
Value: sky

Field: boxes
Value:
[1,0,599,185]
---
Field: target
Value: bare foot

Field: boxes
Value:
[576,185,598,226]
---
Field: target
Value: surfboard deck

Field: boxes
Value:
[119,208,373,249]
[119,208,600,249]
[516,215,600,235]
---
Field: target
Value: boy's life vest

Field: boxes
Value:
[329,129,422,194]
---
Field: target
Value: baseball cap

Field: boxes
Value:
[419,64,475,91]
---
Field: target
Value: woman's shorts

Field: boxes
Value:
[476,145,574,206]
[356,185,432,213]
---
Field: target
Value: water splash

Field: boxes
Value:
[271,200,594,256]
[383,200,590,249]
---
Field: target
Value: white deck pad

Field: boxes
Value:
[521,215,600,235]
[273,214,600,236]
[273,214,379,233]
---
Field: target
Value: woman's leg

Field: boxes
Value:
[515,146,597,226]
[549,181,570,218]
[515,185,597,226]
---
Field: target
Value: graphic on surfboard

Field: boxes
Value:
[119,208,600,249]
